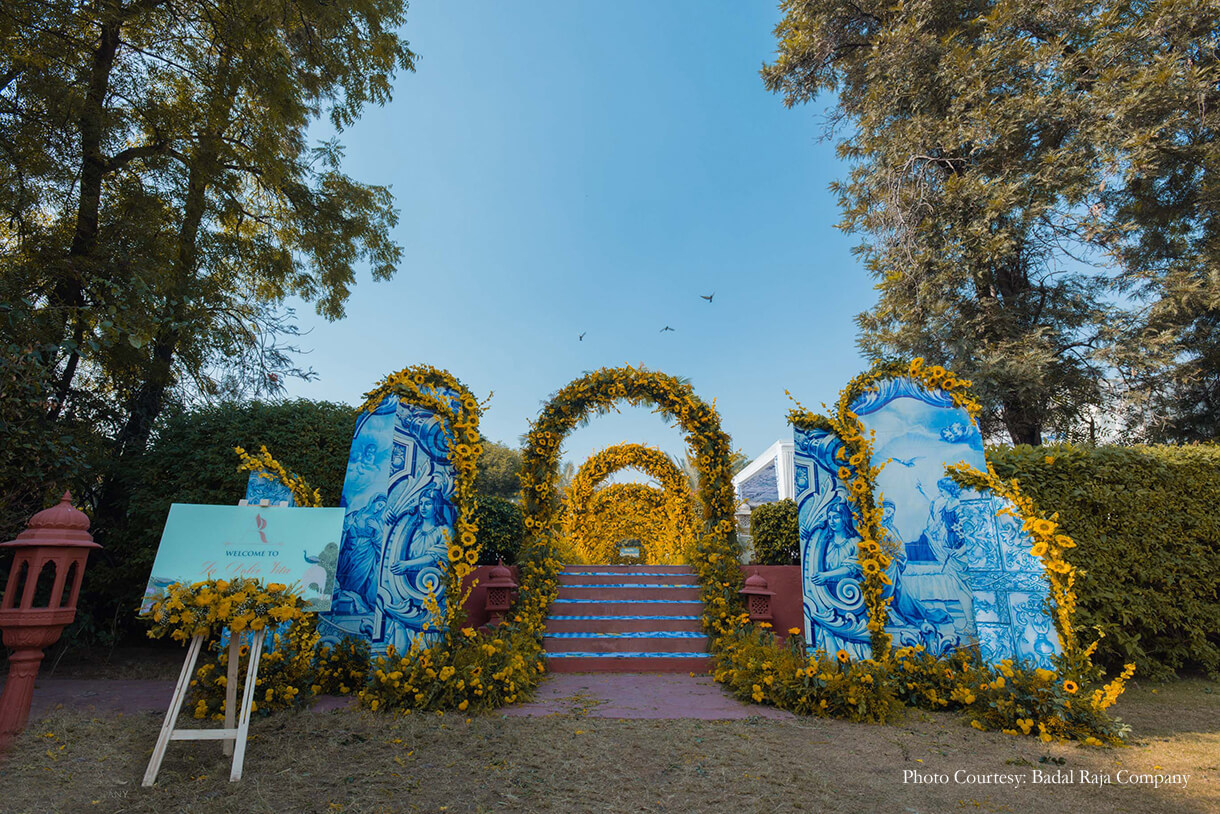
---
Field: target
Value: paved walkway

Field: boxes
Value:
[502,673,794,720]
[13,673,790,722]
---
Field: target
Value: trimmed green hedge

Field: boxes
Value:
[83,400,357,641]
[988,444,1220,679]
[750,499,800,566]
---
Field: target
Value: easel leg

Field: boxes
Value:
[229,629,266,782]
[223,632,240,757]
[142,634,205,787]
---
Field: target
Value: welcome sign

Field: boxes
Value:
[143,504,345,612]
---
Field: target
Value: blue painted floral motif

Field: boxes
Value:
[319,389,458,656]
[243,471,295,506]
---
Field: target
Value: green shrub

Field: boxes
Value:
[750,499,799,565]
[988,443,1220,679]
[472,496,525,565]
[84,399,356,642]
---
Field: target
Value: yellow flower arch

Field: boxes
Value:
[358,364,488,639]
[561,443,699,565]
[570,482,684,564]
[517,365,742,640]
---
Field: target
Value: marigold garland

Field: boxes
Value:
[234,445,322,507]
[142,578,308,642]
[561,443,699,564]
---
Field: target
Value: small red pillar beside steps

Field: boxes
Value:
[0,492,100,749]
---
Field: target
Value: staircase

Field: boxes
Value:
[544,565,711,673]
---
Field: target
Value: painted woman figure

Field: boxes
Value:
[335,493,387,613]
[389,481,456,580]
[810,496,950,629]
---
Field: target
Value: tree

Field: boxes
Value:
[0,0,415,528]
[474,439,523,501]
[763,0,1219,444]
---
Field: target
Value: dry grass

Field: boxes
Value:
[0,676,1215,814]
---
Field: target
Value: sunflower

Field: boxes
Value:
[1030,541,1048,558]
[1063,680,1078,695]
[447,545,463,563]
[862,559,881,575]
[1031,518,1056,537]
[836,649,851,664]
[464,548,478,565]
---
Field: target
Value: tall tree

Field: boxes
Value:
[0,0,414,527]
[763,0,1218,444]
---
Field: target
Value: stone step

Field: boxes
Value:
[560,565,694,574]
[557,585,701,602]
[544,632,708,654]
[558,572,697,586]
[546,652,713,674]
[544,615,703,633]
[549,598,705,616]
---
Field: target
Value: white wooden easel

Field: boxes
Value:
[143,627,267,785]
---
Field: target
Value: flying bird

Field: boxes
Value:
[579,332,586,341]
[660,326,675,333]
[890,456,925,468]
[700,292,715,303]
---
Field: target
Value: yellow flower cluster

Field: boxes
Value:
[561,443,699,564]
[358,364,488,638]
[567,482,691,564]
[359,625,545,713]
[142,578,308,642]
[905,357,982,419]
[190,611,322,720]
[234,445,322,507]
[518,365,742,648]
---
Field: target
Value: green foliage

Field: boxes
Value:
[0,0,415,550]
[749,499,799,565]
[83,399,354,642]
[763,0,1220,444]
[988,444,1220,679]
[471,496,525,566]
[474,440,522,501]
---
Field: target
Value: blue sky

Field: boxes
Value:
[286,1,876,470]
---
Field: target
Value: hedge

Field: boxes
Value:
[988,444,1220,680]
[750,499,799,565]
[471,496,525,565]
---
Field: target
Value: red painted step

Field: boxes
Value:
[544,565,711,673]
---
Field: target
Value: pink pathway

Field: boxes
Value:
[502,673,794,720]
[11,674,791,721]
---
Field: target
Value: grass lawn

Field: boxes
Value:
[0,676,1214,813]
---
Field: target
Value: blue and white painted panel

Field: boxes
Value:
[794,424,871,660]
[243,471,295,506]
[796,376,1060,668]
[319,388,459,656]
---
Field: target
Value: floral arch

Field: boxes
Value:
[516,365,743,638]
[571,482,681,564]
[561,443,699,564]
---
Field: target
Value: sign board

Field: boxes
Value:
[143,504,344,612]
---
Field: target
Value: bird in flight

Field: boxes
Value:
[660,326,675,333]
[890,456,925,468]
[579,332,586,341]
[701,292,715,303]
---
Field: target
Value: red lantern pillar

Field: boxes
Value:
[483,560,518,627]
[738,570,774,625]
[0,492,100,749]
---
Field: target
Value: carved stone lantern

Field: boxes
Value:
[739,570,774,625]
[483,560,517,627]
[0,492,100,749]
